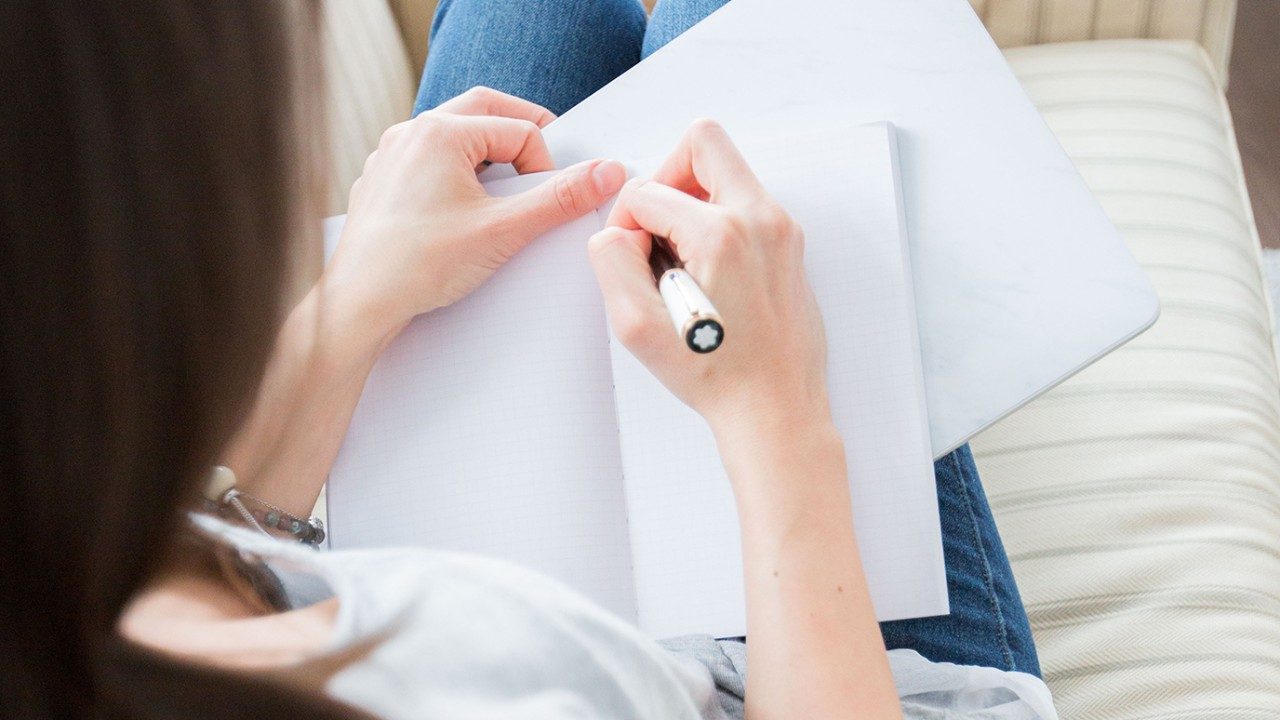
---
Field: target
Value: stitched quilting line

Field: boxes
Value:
[950,450,1018,673]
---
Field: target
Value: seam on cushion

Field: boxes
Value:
[1161,300,1275,339]
[995,488,1280,517]
[1016,67,1218,93]
[1007,41,1210,77]
[1032,583,1280,609]
[1049,652,1280,681]
[993,475,1280,508]
[1087,188,1252,228]
[1034,96,1222,124]
[972,394,1280,445]
[1124,708,1280,720]
[994,476,1280,507]
[1116,225,1261,267]
[1121,344,1279,379]
[1120,337,1280,381]
[1052,127,1239,164]
[1011,538,1280,565]
[1145,297,1276,340]
[1030,601,1280,630]
[1043,375,1280,400]
[1141,275,1271,322]
[1038,106,1226,140]
[1074,159,1242,197]
[1026,585,1280,622]
[1034,99,1226,131]
[1035,377,1280,412]
[1138,263,1269,305]
[949,451,1019,672]
[976,431,1280,465]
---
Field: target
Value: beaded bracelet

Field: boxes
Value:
[202,466,326,547]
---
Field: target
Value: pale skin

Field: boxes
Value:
[121,88,903,720]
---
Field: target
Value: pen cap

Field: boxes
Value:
[658,268,724,353]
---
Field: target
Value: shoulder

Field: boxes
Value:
[315,546,720,720]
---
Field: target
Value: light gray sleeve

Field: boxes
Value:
[660,635,747,720]
[660,639,1059,720]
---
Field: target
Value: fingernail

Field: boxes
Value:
[591,160,626,195]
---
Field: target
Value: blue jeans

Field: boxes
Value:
[417,0,1042,677]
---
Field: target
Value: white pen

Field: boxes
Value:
[649,236,724,353]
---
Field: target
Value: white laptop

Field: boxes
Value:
[487,0,1160,457]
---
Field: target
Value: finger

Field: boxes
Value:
[494,159,627,240]
[587,226,672,354]
[651,119,766,204]
[446,115,556,174]
[605,178,724,258]
[433,86,556,127]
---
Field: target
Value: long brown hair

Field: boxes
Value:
[0,2,358,717]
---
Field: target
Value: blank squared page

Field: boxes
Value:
[609,124,947,638]
[323,173,639,622]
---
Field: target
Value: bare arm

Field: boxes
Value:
[221,285,390,517]
[718,418,901,720]
[219,88,625,517]
[588,120,903,719]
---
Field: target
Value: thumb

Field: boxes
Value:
[587,226,671,354]
[498,159,627,239]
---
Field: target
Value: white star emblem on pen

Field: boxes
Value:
[691,324,721,351]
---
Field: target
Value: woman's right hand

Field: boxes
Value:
[593,125,903,720]
[587,120,832,438]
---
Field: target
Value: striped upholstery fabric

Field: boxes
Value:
[322,0,416,216]
[967,0,1237,82]
[970,40,1280,719]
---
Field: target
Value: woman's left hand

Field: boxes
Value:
[323,87,626,348]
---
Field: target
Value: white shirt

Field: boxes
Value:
[196,516,1058,720]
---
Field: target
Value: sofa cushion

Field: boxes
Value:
[972,39,1280,719]
[968,0,1237,82]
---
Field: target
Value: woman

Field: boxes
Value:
[1,0,1054,718]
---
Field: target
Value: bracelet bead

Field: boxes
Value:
[202,466,325,547]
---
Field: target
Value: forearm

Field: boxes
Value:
[221,278,396,518]
[715,416,903,720]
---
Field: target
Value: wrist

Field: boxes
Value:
[712,410,847,506]
[310,272,406,369]
[222,283,395,520]
[707,392,837,450]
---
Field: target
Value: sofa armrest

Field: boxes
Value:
[968,0,1236,82]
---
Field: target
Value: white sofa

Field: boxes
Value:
[321,2,1280,717]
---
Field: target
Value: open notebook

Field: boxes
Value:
[322,123,946,639]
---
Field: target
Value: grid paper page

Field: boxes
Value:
[323,173,638,622]
[609,124,947,638]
